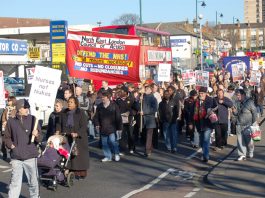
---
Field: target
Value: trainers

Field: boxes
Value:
[171,148,177,153]
[236,156,246,161]
[101,157,112,162]
[114,154,120,162]
[248,153,254,158]
[119,152,124,156]
[129,150,134,154]
[229,134,234,137]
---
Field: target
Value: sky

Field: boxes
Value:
[1,0,244,26]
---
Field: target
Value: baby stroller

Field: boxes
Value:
[38,135,76,191]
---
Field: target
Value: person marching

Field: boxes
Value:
[4,99,41,198]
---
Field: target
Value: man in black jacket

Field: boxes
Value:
[4,99,41,198]
[214,89,233,150]
[159,90,179,153]
[94,91,123,162]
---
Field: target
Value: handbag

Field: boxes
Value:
[208,112,218,124]
[250,125,261,142]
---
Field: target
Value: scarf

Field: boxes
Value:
[66,109,75,129]
[193,99,207,121]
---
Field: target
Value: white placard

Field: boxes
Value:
[0,71,6,108]
[251,61,259,71]
[158,63,171,82]
[26,67,36,84]
[29,66,61,107]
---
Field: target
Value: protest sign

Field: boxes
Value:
[26,67,35,84]
[29,66,61,107]
[0,71,5,108]
[66,31,140,83]
[158,63,171,82]
[249,70,262,86]
[231,63,245,82]
[195,70,209,88]
[181,71,196,86]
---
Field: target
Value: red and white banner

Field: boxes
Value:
[66,31,141,83]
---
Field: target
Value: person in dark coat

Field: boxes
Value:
[93,91,123,162]
[184,90,198,147]
[159,90,180,153]
[214,89,233,150]
[46,99,63,140]
[193,87,217,162]
[56,96,89,179]
[140,85,157,157]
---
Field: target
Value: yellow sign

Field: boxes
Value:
[28,47,40,60]
[52,43,66,63]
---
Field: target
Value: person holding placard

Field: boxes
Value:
[4,99,41,198]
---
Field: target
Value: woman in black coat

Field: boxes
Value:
[57,96,89,179]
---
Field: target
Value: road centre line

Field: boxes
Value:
[121,168,175,198]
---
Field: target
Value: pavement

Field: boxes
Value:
[207,116,265,198]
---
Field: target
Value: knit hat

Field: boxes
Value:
[199,87,208,93]
[16,99,30,111]
[189,90,197,97]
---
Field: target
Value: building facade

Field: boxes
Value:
[244,0,263,23]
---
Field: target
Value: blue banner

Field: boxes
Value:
[223,56,250,73]
[0,39,28,55]
[50,20,68,43]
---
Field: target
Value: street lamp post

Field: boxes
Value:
[232,17,240,53]
[139,0,142,26]
[195,0,206,66]
[199,14,203,71]
[215,11,223,61]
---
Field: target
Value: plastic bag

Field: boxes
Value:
[250,125,261,142]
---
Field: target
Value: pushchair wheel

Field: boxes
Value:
[52,177,57,191]
[67,172,74,187]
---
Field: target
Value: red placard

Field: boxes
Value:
[66,31,140,83]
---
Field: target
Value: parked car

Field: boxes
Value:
[4,77,25,96]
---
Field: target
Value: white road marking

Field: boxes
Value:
[121,168,175,198]
[0,165,10,169]
[184,188,201,198]
[184,192,197,198]
[186,148,202,159]
[89,139,99,145]
[2,168,12,173]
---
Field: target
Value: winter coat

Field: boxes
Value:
[142,94,157,129]
[159,97,179,124]
[93,102,123,135]
[215,97,233,124]
[46,111,61,140]
[193,96,218,132]
[56,108,89,171]
[233,98,257,127]
[4,114,41,160]
[184,97,196,124]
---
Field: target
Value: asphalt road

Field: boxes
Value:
[0,119,264,198]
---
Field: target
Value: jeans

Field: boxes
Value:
[199,128,212,160]
[257,105,263,116]
[163,122,178,151]
[8,158,39,198]
[236,125,254,157]
[101,133,119,159]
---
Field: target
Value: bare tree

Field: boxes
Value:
[112,14,140,25]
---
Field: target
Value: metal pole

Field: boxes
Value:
[196,0,198,66]
[200,22,203,71]
[139,0,142,26]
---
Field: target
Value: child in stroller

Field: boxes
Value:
[38,135,75,191]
